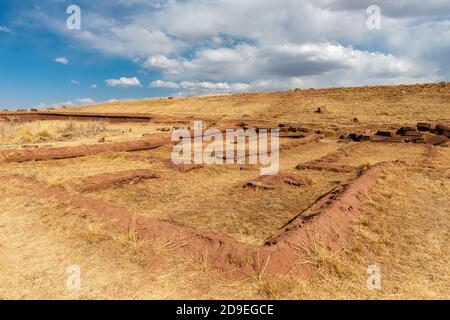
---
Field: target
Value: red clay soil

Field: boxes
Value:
[296,161,358,173]
[421,144,439,168]
[278,133,308,138]
[243,172,312,189]
[1,138,169,163]
[279,134,322,151]
[295,143,362,173]
[426,134,449,146]
[0,161,394,278]
[76,169,161,192]
[266,162,390,247]
[258,162,396,275]
[0,174,256,278]
[167,162,205,172]
[320,143,362,162]
[128,155,205,172]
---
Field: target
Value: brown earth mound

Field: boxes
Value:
[129,155,205,172]
[167,162,205,172]
[279,134,322,150]
[278,132,307,138]
[320,144,362,162]
[263,162,394,252]
[296,161,358,173]
[0,174,256,278]
[427,135,449,146]
[295,144,361,173]
[2,138,168,162]
[421,144,439,168]
[243,172,312,189]
[76,169,161,192]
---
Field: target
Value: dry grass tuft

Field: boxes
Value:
[0,120,106,144]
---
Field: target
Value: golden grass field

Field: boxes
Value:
[71,83,450,125]
[0,82,449,299]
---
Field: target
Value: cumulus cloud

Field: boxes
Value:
[145,42,435,89]
[149,79,251,95]
[70,80,80,85]
[178,81,251,95]
[105,77,142,87]
[77,98,96,105]
[75,22,184,59]
[149,80,179,89]
[180,81,250,91]
[25,0,450,93]
[315,0,450,18]
[55,57,69,65]
[37,98,95,108]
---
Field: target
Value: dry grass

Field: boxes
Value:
[251,166,450,299]
[338,142,426,166]
[88,165,355,245]
[0,138,353,246]
[0,153,158,186]
[69,83,450,125]
[0,181,250,299]
[0,120,106,144]
[1,166,448,299]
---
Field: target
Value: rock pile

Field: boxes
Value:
[342,122,449,146]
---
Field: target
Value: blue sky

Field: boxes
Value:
[0,0,449,109]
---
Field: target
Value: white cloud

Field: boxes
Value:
[144,42,434,89]
[105,77,142,87]
[144,55,184,73]
[177,81,251,96]
[91,84,97,88]
[0,26,12,33]
[54,101,74,107]
[180,81,250,92]
[55,57,69,65]
[70,80,80,85]
[77,98,96,105]
[149,80,251,94]
[37,98,95,108]
[75,23,183,59]
[149,80,179,89]
[24,0,450,92]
